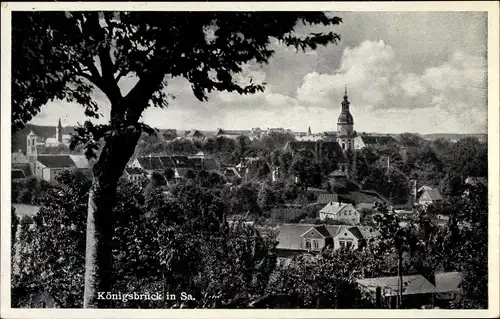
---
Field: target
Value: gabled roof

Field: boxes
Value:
[419,188,443,201]
[12,151,29,164]
[12,169,27,179]
[316,193,339,204]
[357,225,380,240]
[124,167,144,175]
[356,275,437,296]
[68,155,90,169]
[319,202,355,215]
[37,155,75,168]
[300,225,331,238]
[418,185,433,193]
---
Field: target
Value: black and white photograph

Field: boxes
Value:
[1,2,499,318]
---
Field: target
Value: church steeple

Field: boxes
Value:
[56,118,63,143]
[307,126,312,135]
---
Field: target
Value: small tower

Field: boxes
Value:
[336,86,355,151]
[26,131,38,160]
[307,126,312,136]
[56,118,63,143]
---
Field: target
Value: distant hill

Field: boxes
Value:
[422,133,487,142]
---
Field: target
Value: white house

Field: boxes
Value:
[319,201,360,225]
[34,155,76,182]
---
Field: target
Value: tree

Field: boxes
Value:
[12,11,342,307]
[372,202,423,308]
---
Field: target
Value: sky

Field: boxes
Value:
[30,11,488,134]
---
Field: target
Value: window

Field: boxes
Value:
[305,239,311,249]
[313,240,319,250]
[339,241,346,249]
[28,140,30,146]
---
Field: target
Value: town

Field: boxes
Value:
[7,8,492,313]
[11,88,488,309]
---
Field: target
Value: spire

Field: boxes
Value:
[344,85,347,97]
[308,126,312,135]
[58,118,62,128]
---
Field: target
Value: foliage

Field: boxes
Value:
[11,177,53,205]
[12,171,278,308]
[265,250,374,308]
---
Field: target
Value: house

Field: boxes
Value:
[12,150,32,178]
[328,169,348,185]
[273,223,379,264]
[417,187,443,207]
[319,201,360,225]
[123,167,146,184]
[185,129,205,141]
[356,274,437,309]
[33,155,76,182]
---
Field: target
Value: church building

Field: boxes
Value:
[336,87,356,151]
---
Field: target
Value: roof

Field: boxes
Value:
[186,130,204,137]
[305,225,331,238]
[329,169,347,177]
[176,167,194,178]
[275,224,341,250]
[418,185,433,192]
[357,225,380,240]
[435,272,462,293]
[203,158,219,171]
[465,176,487,187]
[356,275,437,296]
[360,135,397,146]
[12,169,27,179]
[124,167,144,175]
[158,156,175,169]
[316,193,340,204]
[12,163,32,177]
[284,141,346,163]
[319,202,356,215]
[37,155,75,168]
[12,151,29,164]
[274,224,376,251]
[68,155,90,169]
[356,202,375,211]
[137,157,154,170]
[419,188,443,201]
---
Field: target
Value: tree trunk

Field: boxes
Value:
[397,249,403,309]
[83,129,141,308]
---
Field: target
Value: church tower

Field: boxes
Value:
[336,86,355,151]
[56,118,63,143]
